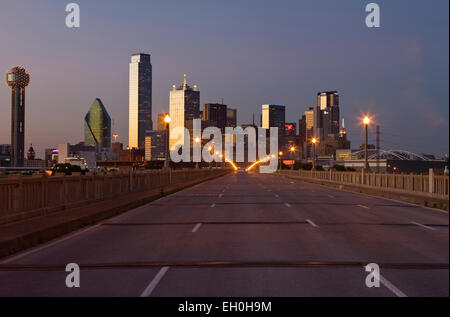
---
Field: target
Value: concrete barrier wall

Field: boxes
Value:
[278,169,449,199]
[0,169,226,223]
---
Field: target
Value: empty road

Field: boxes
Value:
[0,171,448,297]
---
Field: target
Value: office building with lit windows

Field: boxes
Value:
[261,104,286,138]
[169,74,200,150]
[145,130,167,161]
[317,91,340,135]
[129,53,153,149]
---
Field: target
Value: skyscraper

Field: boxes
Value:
[169,74,200,149]
[304,107,315,158]
[261,104,286,137]
[317,91,340,135]
[129,53,152,149]
[203,103,227,132]
[145,130,167,161]
[227,108,237,128]
[84,98,111,148]
[6,66,30,167]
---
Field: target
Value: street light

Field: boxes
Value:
[278,151,283,170]
[164,115,171,168]
[312,138,317,170]
[289,146,295,170]
[363,116,370,171]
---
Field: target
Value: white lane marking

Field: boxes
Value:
[274,194,279,198]
[140,266,170,297]
[311,190,316,193]
[411,222,436,231]
[267,189,272,192]
[380,275,408,297]
[192,223,202,233]
[210,203,216,208]
[328,195,335,198]
[285,203,292,208]
[357,204,370,209]
[218,194,223,198]
[306,219,319,228]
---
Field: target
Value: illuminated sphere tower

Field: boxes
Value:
[6,67,30,167]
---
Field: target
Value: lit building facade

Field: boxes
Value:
[169,74,200,150]
[317,91,340,135]
[157,113,169,131]
[304,107,315,158]
[84,98,111,148]
[261,104,286,138]
[145,130,167,161]
[129,53,153,149]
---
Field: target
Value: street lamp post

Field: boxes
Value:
[289,146,295,170]
[363,116,370,171]
[278,151,283,170]
[164,115,171,168]
[312,138,317,170]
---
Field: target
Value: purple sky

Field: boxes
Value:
[0,0,448,158]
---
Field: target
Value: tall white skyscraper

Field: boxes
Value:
[169,74,200,150]
[129,53,152,149]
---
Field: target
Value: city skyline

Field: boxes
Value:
[0,0,448,158]
[0,0,448,300]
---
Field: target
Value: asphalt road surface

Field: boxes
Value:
[0,171,448,297]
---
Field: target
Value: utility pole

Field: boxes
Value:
[376,125,380,173]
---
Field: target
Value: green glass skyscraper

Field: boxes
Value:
[84,98,111,148]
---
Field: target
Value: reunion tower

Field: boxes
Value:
[6,66,30,167]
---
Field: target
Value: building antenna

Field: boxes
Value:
[252,113,255,126]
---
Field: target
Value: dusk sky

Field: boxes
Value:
[0,0,448,158]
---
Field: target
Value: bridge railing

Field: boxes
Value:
[278,169,449,198]
[0,168,227,224]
